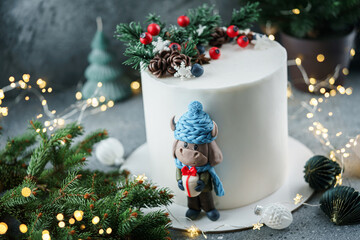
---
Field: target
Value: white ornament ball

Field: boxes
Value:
[254,203,293,229]
[95,138,125,166]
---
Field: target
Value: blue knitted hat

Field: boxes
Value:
[174,101,216,144]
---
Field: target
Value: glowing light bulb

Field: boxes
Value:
[75,92,82,100]
[107,100,114,108]
[308,85,314,92]
[42,100,47,106]
[306,113,313,119]
[292,8,300,14]
[19,224,28,233]
[268,34,275,41]
[316,54,325,62]
[100,105,107,112]
[350,48,355,57]
[69,218,75,224]
[329,77,335,85]
[309,78,316,84]
[21,187,32,197]
[345,88,352,95]
[99,229,104,234]
[187,225,199,237]
[74,210,84,221]
[22,74,30,82]
[99,96,106,102]
[56,213,64,221]
[319,88,326,94]
[295,58,302,65]
[342,68,349,75]
[0,222,8,235]
[92,216,100,225]
[131,81,141,90]
[9,76,15,82]
[106,228,112,234]
[97,82,103,87]
[58,221,65,228]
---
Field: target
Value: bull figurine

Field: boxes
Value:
[170,101,224,221]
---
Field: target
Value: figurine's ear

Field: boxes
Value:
[211,121,218,138]
[208,141,223,166]
[172,140,179,158]
[170,116,176,131]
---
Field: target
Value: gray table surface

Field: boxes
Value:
[2,72,360,240]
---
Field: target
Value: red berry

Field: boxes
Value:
[147,23,160,36]
[177,15,190,27]
[169,42,181,51]
[226,25,239,38]
[139,32,152,45]
[237,35,249,48]
[209,47,221,59]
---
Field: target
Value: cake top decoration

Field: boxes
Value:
[174,101,216,145]
[115,3,265,79]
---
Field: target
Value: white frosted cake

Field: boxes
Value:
[141,40,288,209]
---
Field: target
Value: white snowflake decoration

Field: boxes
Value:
[174,62,192,80]
[252,34,275,50]
[196,24,207,36]
[152,37,170,54]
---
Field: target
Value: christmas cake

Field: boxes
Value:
[116,4,288,210]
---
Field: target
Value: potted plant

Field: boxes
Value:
[247,0,360,92]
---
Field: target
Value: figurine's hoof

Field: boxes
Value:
[206,209,220,221]
[186,209,201,220]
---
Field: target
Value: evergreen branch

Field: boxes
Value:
[230,2,260,29]
[72,129,108,155]
[115,22,143,43]
[123,42,155,70]
[29,120,48,142]
[181,40,198,58]
[145,13,166,30]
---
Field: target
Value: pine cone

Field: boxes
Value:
[194,54,211,65]
[209,27,230,47]
[166,51,191,75]
[148,50,171,77]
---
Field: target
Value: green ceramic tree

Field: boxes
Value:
[82,17,131,101]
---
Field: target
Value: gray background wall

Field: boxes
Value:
[0,0,240,90]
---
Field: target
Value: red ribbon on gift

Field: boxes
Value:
[181,166,197,176]
[181,166,197,197]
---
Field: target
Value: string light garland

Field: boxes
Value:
[0,74,134,131]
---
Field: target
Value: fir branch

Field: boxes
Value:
[123,42,155,70]
[186,4,221,44]
[115,22,143,43]
[167,25,189,44]
[72,129,108,155]
[145,13,166,31]
[181,40,198,58]
[230,2,260,29]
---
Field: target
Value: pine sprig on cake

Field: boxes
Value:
[115,3,260,78]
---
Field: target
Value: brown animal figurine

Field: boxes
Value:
[171,101,224,221]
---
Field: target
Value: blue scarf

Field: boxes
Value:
[175,158,225,196]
